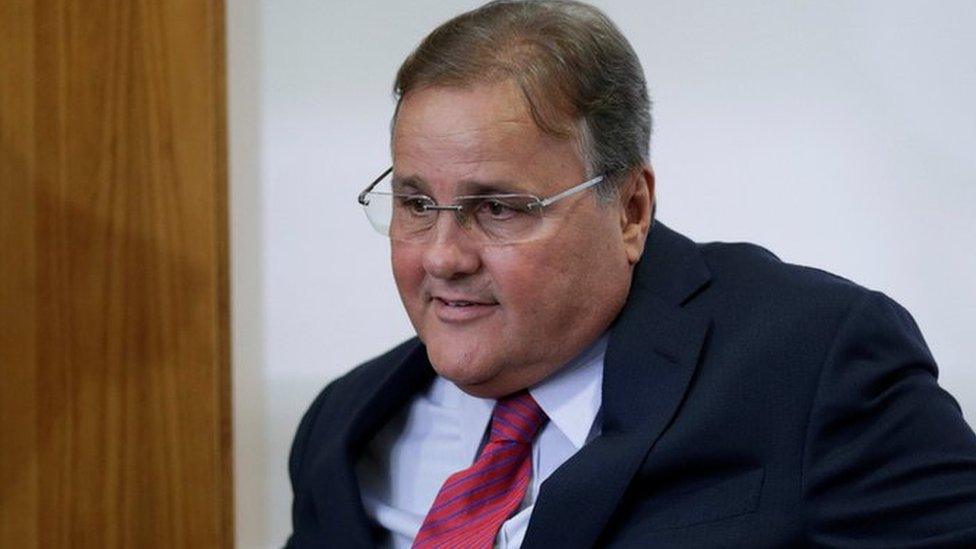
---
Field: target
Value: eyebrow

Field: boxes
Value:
[391,174,535,196]
[456,179,532,196]
[391,176,430,195]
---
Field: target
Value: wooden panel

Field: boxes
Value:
[0,1,40,546]
[0,1,231,547]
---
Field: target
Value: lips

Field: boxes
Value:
[431,295,499,322]
[437,298,492,307]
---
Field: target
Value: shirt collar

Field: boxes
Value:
[444,334,607,458]
[528,334,606,450]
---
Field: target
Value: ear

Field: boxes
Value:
[619,165,655,265]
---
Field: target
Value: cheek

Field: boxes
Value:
[487,247,573,324]
[391,246,424,303]
[490,221,622,325]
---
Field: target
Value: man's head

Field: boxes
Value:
[389,0,655,398]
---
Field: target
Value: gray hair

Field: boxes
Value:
[393,0,652,202]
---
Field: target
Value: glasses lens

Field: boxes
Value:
[457,195,543,243]
[363,192,439,240]
[361,191,393,235]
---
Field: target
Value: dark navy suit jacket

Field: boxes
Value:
[287,222,976,548]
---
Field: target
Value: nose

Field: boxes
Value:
[421,209,481,280]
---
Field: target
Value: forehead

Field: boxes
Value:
[391,81,585,194]
[393,81,541,166]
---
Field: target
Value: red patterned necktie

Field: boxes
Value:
[412,390,549,548]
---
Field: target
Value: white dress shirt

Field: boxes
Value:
[356,335,607,548]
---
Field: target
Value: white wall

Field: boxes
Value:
[229,1,976,547]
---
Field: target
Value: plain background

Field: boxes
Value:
[228,1,976,547]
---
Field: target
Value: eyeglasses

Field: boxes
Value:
[357,167,606,244]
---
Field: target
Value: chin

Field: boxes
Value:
[426,349,531,399]
[425,343,498,387]
[429,354,493,385]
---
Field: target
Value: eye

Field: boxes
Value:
[399,196,432,215]
[478,199,519,220]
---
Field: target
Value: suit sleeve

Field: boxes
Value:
[802,290,976,546]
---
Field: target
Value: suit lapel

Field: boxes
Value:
[307,341,435,546]
[523,222,713,548]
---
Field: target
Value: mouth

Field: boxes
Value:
[431,296,499,322]
[437,298,491,307]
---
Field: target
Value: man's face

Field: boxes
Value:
[391,80,642,398]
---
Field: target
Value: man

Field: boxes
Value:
[287,1,976,547]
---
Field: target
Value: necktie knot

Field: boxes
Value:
[488,390,548,445]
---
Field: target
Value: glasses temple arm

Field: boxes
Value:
[358,166,393,205]
[538,174,605,207]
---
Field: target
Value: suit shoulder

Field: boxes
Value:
[697,240,869,312]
